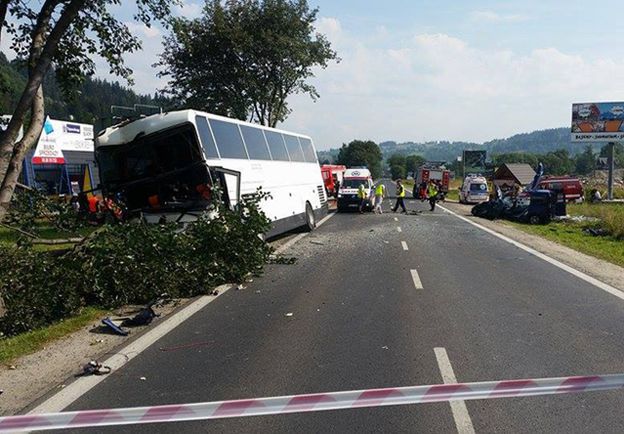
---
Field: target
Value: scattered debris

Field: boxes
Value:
[584,228,609,237]
[381,346,389,350]
[89,339,105,346]
[310,240,325,245]
[0,390,3,395]
[140,376,147,381]
[101,317,129,336]
[285,312,294,317]
[268,255,298,265]
[212,289,220,296]
[121,304,159,327]
[8,365,16,370]
[79,361,111,377]
[237,284,245,290]
[255,290,261,294]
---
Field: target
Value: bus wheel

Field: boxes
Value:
[304,202,316,231]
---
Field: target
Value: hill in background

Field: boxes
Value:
[0,53,170,130]
[317,128,585,164]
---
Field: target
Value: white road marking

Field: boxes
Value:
[410,269,423,289]
[397,226,402,233]
[29,284,233,414]
[29,211,337,414]
[438,204,624,301]
[401,241,409,251]
[434,347,476,434]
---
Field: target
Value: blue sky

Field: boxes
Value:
[5,1,624,149]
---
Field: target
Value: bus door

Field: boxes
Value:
[210,167,241,210]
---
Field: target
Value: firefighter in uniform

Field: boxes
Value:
[392,179,407,213]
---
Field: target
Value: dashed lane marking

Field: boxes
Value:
[434,347,476,434]
[401,241,409,251]
[410,269,423,289]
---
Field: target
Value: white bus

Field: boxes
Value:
[95,109,327,238]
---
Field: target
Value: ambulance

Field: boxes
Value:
[337,168,373,211]
[459,175,490,204]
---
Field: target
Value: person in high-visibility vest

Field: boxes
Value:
[427,179,439,211]
[374,182,386,214]
[392,179,407,213]
[357,183,368,214]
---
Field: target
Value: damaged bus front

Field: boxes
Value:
[96,112,240,223]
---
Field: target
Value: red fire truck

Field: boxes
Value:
[413,164,450,199]
[320,164,346,197]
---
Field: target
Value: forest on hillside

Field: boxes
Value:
[0,53,170,130]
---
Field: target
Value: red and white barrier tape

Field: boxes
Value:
[2,374,623,432]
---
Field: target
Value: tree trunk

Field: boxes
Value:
[0,1,9,45]
[0,85,44,222]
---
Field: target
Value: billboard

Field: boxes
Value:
[32,117,94,164]
[572,102,624,142]
[463,150,487,175]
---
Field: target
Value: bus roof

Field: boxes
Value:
[96,109,313,147]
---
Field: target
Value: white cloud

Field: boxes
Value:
[125,22,161,39]
[174,1,203,19]
[282,21,624,149]
[470,10,530,23]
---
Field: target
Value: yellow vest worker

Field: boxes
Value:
[392,180,407,213]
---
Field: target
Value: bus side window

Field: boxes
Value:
[195,116,219,159]
[209,119,248,159]
[284,134,305,162]
[299,137,317,163]
[240,125,271,160]
[265,130,289,161]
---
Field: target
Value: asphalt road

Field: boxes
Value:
[60,180,624,433]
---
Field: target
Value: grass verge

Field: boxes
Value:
[502,219,624,268]
[0,307,107,365]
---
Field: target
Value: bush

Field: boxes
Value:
[0,193,273,336]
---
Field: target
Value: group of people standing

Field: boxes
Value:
[357,179,441,214]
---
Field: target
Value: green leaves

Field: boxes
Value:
[158,0,338,126]
[0,192,273,336]
[336,140,383,179]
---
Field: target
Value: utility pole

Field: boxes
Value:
[607,142,615,200]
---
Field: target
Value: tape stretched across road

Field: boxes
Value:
[3,374,624,432]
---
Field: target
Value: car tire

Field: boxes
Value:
[304,202,316,231]
[529,215,541,225]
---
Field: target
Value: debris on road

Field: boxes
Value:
[381,346,389,350]
[237,284,245,290]
[121,305,159,327]
[79,361,111,377]
[285,313,294,317]
[212,289,220,296]
[101,318,129,336]
[310,240,324,245]
[268,255,298,265]
[8,365,16,371]
[140,377,147,381]
[89,339,105,346]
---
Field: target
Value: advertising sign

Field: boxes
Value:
[572,102,624,142]
[463,150,487,175]
[32,117,94,165]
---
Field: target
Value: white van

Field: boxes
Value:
[459,175,490,204]
[337,168,373,211]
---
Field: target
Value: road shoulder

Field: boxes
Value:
[441,201,624,293]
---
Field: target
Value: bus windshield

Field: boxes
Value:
[97,124,212,212]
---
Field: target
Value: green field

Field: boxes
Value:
[503,202,624,267]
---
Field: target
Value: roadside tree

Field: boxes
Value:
[390,164,405,180]
[158,0,338,127]
[0,0,178,221]
[336,140,383,179]
[406,154,426,175]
